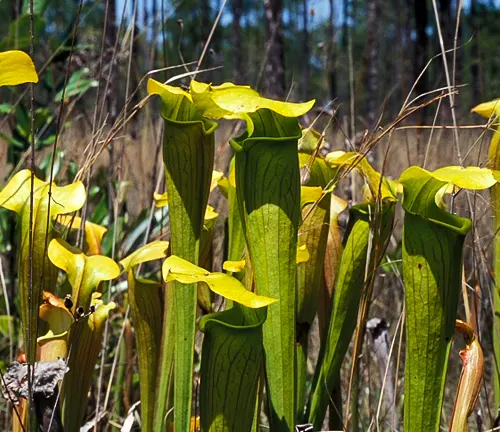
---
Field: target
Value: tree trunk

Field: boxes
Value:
[413,0,428,97]
[10,0,19,21]
[129,0,140,106]
[326,0,336,101]
[470,0,481,103]
[363,0,379,128]
[143,0,148,30]
[438,0,453,50]
[150,0,158,68]
[201,0,211,47]
[105,0,117,52]
[264,0,286,98]
[302,0,310,99]
[342,0,349,49]
[105,0,118,121]
[395,0,410,102]
[231,0,243,83]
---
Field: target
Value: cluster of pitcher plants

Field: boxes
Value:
[3,49,500,431]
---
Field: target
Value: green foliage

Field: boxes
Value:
[199,306,265,432]
[399,166,493,431]
[308,202,395,429]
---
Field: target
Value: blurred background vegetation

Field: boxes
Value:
[3,0,500,125]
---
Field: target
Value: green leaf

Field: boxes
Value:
[299,152,337,188]
[231,108,301,431]
[226,157,247,273]
[198,204,218,313]
[128,277,164,431]
[0,315,14,338]
[120,240,169,432]
[399,166,474,431]
[298,127,323,154]
[307,202,394,428]
[0,15,45,50]
[199,307,265,432]
[0,103,13,114]
[296,187,330,415]
[472,100,500,407]
[232,109,303,147]
[61,295,116,431]
[398,166,482,233]
[21,0,50,16]
[488,133,500,408]
[148,79,217,432]
[296,152,339,417]
[54,68,98,102]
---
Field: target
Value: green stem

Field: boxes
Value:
[233,118,301,431]
[160,118,215,432]
[490,131,500,409]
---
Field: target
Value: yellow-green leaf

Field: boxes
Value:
[204,205,218,225]
[147,78,214,129]
[0,170,86,365]
[121,242,168,432]
[296,244,310,263]
[38,292,73,361]
[471,99,500,120]
[120,240,170,271]
[58,215,107,255]
[50,182,87,217]
[211,170,224,191]
[301,186,324,208]
[0,169,44,213]
[153,191,169,208]
[162,255,277,308]
[0,169,86,216]
[39,292,74,338]
[89,294,116,327]
[148,78,192,101]
[331,194,348,215]
[210,87,315,118]
[299,127,323,154]
[217,175,229,199]
[223,259,246,273]
[190,80,315,121]
[325,151,397,201]
[48,239,120,312]
[0,50,38,87]
[154,170,227,210]
[431,166,497,190]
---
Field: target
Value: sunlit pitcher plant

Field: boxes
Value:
[0,50,496,432]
